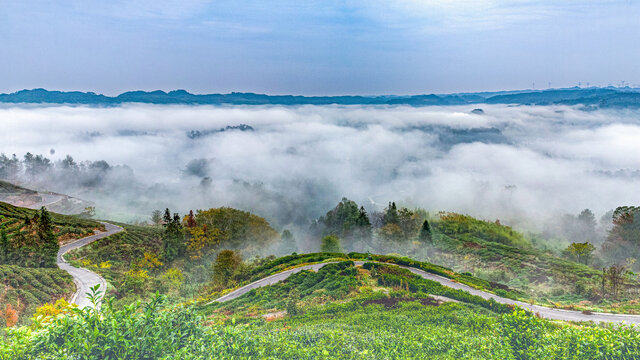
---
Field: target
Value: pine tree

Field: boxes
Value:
[383,202,399,225]
[163,208,172,226]
[419,219,432,243]
[163,212,186,262]
[355,206,372,241]
[37,207,57,267]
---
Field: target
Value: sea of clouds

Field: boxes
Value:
[1,103,640,234]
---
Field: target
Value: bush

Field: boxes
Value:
[501,309,547,360]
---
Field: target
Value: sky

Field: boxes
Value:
[1,0,639,95]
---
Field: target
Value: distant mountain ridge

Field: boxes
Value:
[1,87,640,108]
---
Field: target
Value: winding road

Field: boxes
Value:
[57,225,640,324]
[208,261,640,325]
[57,222,123,308]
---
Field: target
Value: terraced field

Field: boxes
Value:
[0,201,103,324]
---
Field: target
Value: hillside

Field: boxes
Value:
[3,87,640,108]
[0,201,102,247]
[428,214,610,310]
[2,254,639,359]
[1,202,640,357]
[0,201,102,324]
[65,207,281,308]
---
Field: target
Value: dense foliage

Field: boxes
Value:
[0,265,74,326]
[0,202,99,325]
[66,207,281,307]
[3,259,639,359]
[602,206,640,268]
[0,202,99,267]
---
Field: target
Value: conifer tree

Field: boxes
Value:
[419,219,432,243]
[163,208,172,226]
[383,202,399,225]
[37,207,57,267]
[163,212,186,262]
[355,206,372,241]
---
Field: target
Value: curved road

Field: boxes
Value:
[208,261,640,325]
[57,222,123,308]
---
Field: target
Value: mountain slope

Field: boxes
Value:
[2,87,640,108]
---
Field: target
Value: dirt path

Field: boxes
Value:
[57,222,123,308]
[208,260,640,325]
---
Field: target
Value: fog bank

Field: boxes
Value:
[1,103,639,232]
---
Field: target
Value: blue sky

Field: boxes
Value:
[1,0,639,95]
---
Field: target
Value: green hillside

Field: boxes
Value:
[0,201,101,242]
[428,213,636,313]
[0,201,102,325]
[2,254,639,359]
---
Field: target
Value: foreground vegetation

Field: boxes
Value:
[2,260,639,359]
[0,201,101,325]
[3,196,640,357]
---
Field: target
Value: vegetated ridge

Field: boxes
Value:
[2,87,640,108]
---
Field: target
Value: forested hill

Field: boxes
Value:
[2,87,640,108]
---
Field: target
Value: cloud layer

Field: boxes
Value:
[1,104,640,231]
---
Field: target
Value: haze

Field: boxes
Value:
[2,103,640,232]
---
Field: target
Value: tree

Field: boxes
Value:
[151,210,163,225]
[398,207,420,238]
[212,250,242,287]
[379,223,404,242]
[163,208,172,225]
[185,210,197,228]
[578,209,597,230]
[37,207,57,267]
[163,210,186,262]
[601,206,640,267]
[321,235,342,253]
[0,229,8,263]
[383,202,399,226]
[354,206,372,242]
[80,206,96,219]
[566,242,595,264]
[279,229,297,254]
[193,207,279,253]
[419,219,432,243]
[605,263,627,298]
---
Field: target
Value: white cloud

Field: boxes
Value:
[2,103,640,229]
